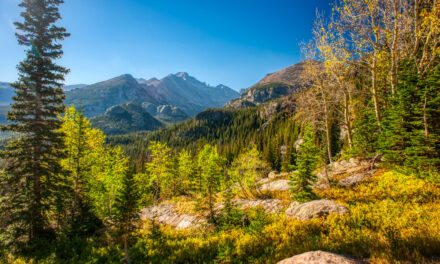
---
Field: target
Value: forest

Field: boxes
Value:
[1,0,440,263]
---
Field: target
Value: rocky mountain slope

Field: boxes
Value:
[226,61,308,108]
[90,102,163,135]
[65,72,239,119]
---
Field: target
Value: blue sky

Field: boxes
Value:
[0,0,331,90]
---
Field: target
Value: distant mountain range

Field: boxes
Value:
[0,73,239,133]
[0,82,87,105]
[0,82,15,105]
[1,62,306,135]
[64,72,239,120]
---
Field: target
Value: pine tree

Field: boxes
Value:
[114,169,141,264]
[289,126,319,203]
[0,0,69,245]
[380,60,440,175]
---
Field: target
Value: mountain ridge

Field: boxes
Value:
[65,72,239,119]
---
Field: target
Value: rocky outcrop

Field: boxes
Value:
[225,61,311,109]
[140,203,205,229]
[277,250,362,264]
[285,200,349,220]
[315,158,374,186]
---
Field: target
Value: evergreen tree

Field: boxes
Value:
[380,60,440,175]
[114,169,141,264]
[178,149,197,193]
[0,0,69,246]
[198,145,224,222]
[289,126,319,202]
[143,141,172,201]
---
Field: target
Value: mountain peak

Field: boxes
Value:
[175,72,189,78]
[173,72,193,81]
[118,73,135,80]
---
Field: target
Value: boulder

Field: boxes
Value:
[234,198,284,214]
[214,198,284,215]
[285,200,349,220]
[260,179,290,192]
[277,250,362,264]
[338,171,374,188]
[140,203,204,229]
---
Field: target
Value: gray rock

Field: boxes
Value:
[214,198,284,215]
[140,203,205,229]
[277,250,362,264]
[285,199,349,220]
[338,171,373,188]
[260,179,290,192]
[234,198,284,214]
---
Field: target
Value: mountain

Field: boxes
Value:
[226,61,308,108]
[63,84,87,91]
[65,74,157,117]
[0,82,87,105]
[90,102,163,135]
[140,72,239,116]
[65,72,239,119]
[0,105,10,124]
[0,82,14,105]
[142,103,189,123]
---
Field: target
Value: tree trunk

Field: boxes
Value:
[372,50,382,130]
[324,113,333,164]
[31,76,44,239]
[344,91,353,148]
[390,0,399,97]
[423,94,429,139]
[124,233,131,263]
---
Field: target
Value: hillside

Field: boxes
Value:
[109,95,297,167]
[65,74,157,117]
[90,102,163,135]
[226,61,308,108]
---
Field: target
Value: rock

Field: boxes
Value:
[234,199,284,214]
[140,203,205,229]
[277,250,362,264]
[214,198,284,215]
[285,200,349,220]
[338,171,374,188]
[348,158,360,166]
[268,171,279,179]
[260,179,290,192]
[293,138,304,152]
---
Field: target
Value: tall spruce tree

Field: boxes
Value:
[0,0,69,245]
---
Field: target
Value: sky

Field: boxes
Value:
[0,0,332,90]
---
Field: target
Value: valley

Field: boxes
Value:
[1,0,439,263]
